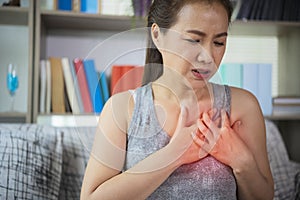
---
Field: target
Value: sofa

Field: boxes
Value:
[0,120,299,200]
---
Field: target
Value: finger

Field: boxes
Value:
[191,130,205,147]
[232,120,242,132]
[208,108,217,119]
[197,118,213,141]
[211,108,220,121]
[202,112,219,139]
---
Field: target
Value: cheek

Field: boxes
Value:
[213,48,226,65]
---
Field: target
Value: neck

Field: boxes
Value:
[153,66,210,102]
[152,67,213,124]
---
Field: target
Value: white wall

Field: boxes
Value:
[0,25,29,113]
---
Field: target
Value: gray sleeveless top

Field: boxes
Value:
[124,83,237,199]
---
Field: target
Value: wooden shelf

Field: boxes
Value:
[37,114,99,127]
[38,10,300,35]
[40,10,147,31]
[0,112,27,123]
[0,6,29,25]
[265,114,300,120]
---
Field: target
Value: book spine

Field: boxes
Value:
[83,59,104,113]
[69,61,85,113]
[57,0,72,10]
[81,0,99,13]
[219,63,243,88]
[39,60,47,113]
[257,64,272,116]
[45,60,51,113]
[49,57,66,113]
[61,57,81,114]
[99,71,110,103]
[73,58,93,113]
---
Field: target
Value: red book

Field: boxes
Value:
[73,58,93,113]
[111,65,144,95]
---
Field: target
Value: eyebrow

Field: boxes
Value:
[186,30,228,38]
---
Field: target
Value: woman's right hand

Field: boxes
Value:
[168,106,208,166]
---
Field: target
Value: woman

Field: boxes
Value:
[81,0,274,199]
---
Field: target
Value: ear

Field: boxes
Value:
[151,23,161,49]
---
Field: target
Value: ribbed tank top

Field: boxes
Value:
[124,83,237,199]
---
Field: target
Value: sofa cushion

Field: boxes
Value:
[265,120,300,200]
[57,126,96,199]
[0,124,63,200]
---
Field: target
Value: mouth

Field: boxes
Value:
[191,68,211,79]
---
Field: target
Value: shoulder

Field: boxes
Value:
[100,90,134,132]
[228,86,264,123]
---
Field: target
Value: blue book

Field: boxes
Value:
[242,63,272,116]
[81,0,98,13]
[257,64,272,116]
[219,63,243,88]
[57,0,72,11]
[83,59,104,113]
[242,63,259,95]
[99,71,110,103]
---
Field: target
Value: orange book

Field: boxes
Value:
[111,65,144,95]
[49,57,66,113]
[73,58,93,113]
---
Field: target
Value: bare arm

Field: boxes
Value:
[81,93,204,200]
[230,88,274,199]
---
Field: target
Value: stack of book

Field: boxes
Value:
[39,57,143,115]
[236,0,300,21]
[40,0,134,15]
[210,63,273,116]
[272,96,300,117]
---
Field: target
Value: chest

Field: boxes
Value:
[153,100,213,137]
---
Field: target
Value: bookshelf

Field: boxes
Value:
[0,1,34,123]
[31,1,300,124]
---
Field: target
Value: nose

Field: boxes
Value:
[197,44,213,64]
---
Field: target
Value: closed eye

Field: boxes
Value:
[214,41,225,46]
[186,38,201,43]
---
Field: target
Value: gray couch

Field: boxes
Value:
[0,120,299,199]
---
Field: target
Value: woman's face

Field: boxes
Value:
[154,2,229,88]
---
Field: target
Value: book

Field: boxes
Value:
[110,65,134,95]
[72,0,80,12]
[73,58,93,113]
[249,0,260,20]
[69,60,84,113]
[81,0,99,13]
[111,65,144,95]
[39,60,47,113]
[257,63,272,116]
[273,96,300,105]
[57,0,72,11]
[49,57,66,113]
[40,0,56,10]
[45,60,51,113]
[61,57,81,114]
[236,0,256,20]
[242,63,272,116]
[272,105,300,116]
[219,63,243,88]
[83,59,104,113]
[99,71,110,104]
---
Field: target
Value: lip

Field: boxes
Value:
[191,68,211,79]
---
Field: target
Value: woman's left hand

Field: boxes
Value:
[192,109,251,169]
